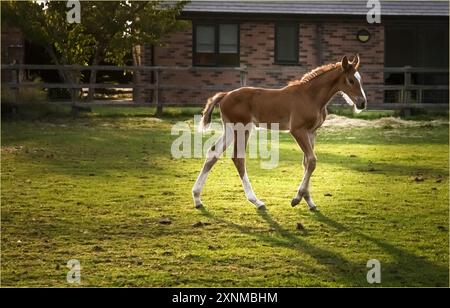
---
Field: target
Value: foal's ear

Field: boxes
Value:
[354,53,360,69]
[341,56,350,72]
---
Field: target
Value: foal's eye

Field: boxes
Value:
[349,79,355,85]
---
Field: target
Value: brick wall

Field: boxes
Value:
[320,21,384,104]
[143,19,384,105]
[240,21,301,88]
[1,24,25,82]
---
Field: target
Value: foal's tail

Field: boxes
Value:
[198,92,227,132]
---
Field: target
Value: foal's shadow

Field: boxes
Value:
[199,206,362,285]
[199,206,448,286]
[311,211,448,285]
[307,211,448,286]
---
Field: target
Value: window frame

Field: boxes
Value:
[274,22,299,65]
[192,21,240,67]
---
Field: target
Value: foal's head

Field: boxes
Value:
[338,54,367,112]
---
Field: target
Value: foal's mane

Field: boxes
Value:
[288,62,341,86]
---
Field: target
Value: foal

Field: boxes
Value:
[192,55,367,210]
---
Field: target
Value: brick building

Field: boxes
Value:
[1,24,25,82]
[141,0,449,106]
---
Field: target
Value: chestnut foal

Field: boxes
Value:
[192,55,367,210]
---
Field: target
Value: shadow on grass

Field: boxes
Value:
[199,207,448,287]
[199,207,366,286]
[311,211,449,286]
[318,151,448,177]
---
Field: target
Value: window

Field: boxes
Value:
[356,29,371,43]
[219,24,238,53]
[193,23,239,66]
[196,26,215,53]
[275,23,299,64]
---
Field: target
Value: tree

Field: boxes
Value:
[2,0,95,100]
[2,0,187,102]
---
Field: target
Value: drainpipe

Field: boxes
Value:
[315,22,323,66]
[150,44,155,104]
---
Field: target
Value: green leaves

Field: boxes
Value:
[2,0,188,66]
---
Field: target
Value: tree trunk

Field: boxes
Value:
[87,69,97,101]
[45,45,79,103]
[87,48,102,101]
[65,69,82,115]
[45,46,69,86]
[132,45,144,104]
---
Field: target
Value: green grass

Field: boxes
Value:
[1,108,449,287]
[328,107,396,120]
[328,106,449,121]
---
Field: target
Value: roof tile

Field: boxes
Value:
[183,1,449,16]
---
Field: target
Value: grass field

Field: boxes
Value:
[1,107,449,287]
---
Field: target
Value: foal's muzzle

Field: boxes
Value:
[355,96,367,110]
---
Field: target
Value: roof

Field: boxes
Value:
[183,1,449,17]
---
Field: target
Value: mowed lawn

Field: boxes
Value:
[1,107,448,287]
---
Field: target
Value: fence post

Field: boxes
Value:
[240,66,248,87]
[135,66,145,104]
[11,65,19,106]
[155,69,162,116]
[403,66,412,104]
[69,67,76,105]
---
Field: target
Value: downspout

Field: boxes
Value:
[315,22,323,66]
[150,44,155,104]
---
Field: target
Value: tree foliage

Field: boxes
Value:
[2,0,187,90]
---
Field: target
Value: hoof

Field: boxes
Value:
[257,204,267,211]
[291,198,300,207]
[249,198,265,208]
[309,205,318,212]
[195,203,203,209]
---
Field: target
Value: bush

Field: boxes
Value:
[1,77,73,120]
[1,76,48,104]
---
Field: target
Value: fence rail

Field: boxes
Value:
[2,64,448,111]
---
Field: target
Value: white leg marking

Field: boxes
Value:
[295,154,317,210]
[241,173,265,208]
[192,126,233,207]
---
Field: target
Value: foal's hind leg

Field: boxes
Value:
[192,124,233,208]
[290,129,318,211]
[232,126,265,209]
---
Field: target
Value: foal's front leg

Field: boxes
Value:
[303,132,317,209]
[290,129,318,211]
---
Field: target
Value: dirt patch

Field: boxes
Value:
[1,146,25,154]
[323,114,448,128]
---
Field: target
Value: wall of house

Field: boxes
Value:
[1,25,25,82]
[142,19,384,105]
[320,21,384,105]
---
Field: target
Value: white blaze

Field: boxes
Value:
[354,71,367,102]
[340,92,363,114]
[340,72,367,114]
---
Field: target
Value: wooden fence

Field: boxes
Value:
[1,64,448,113]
